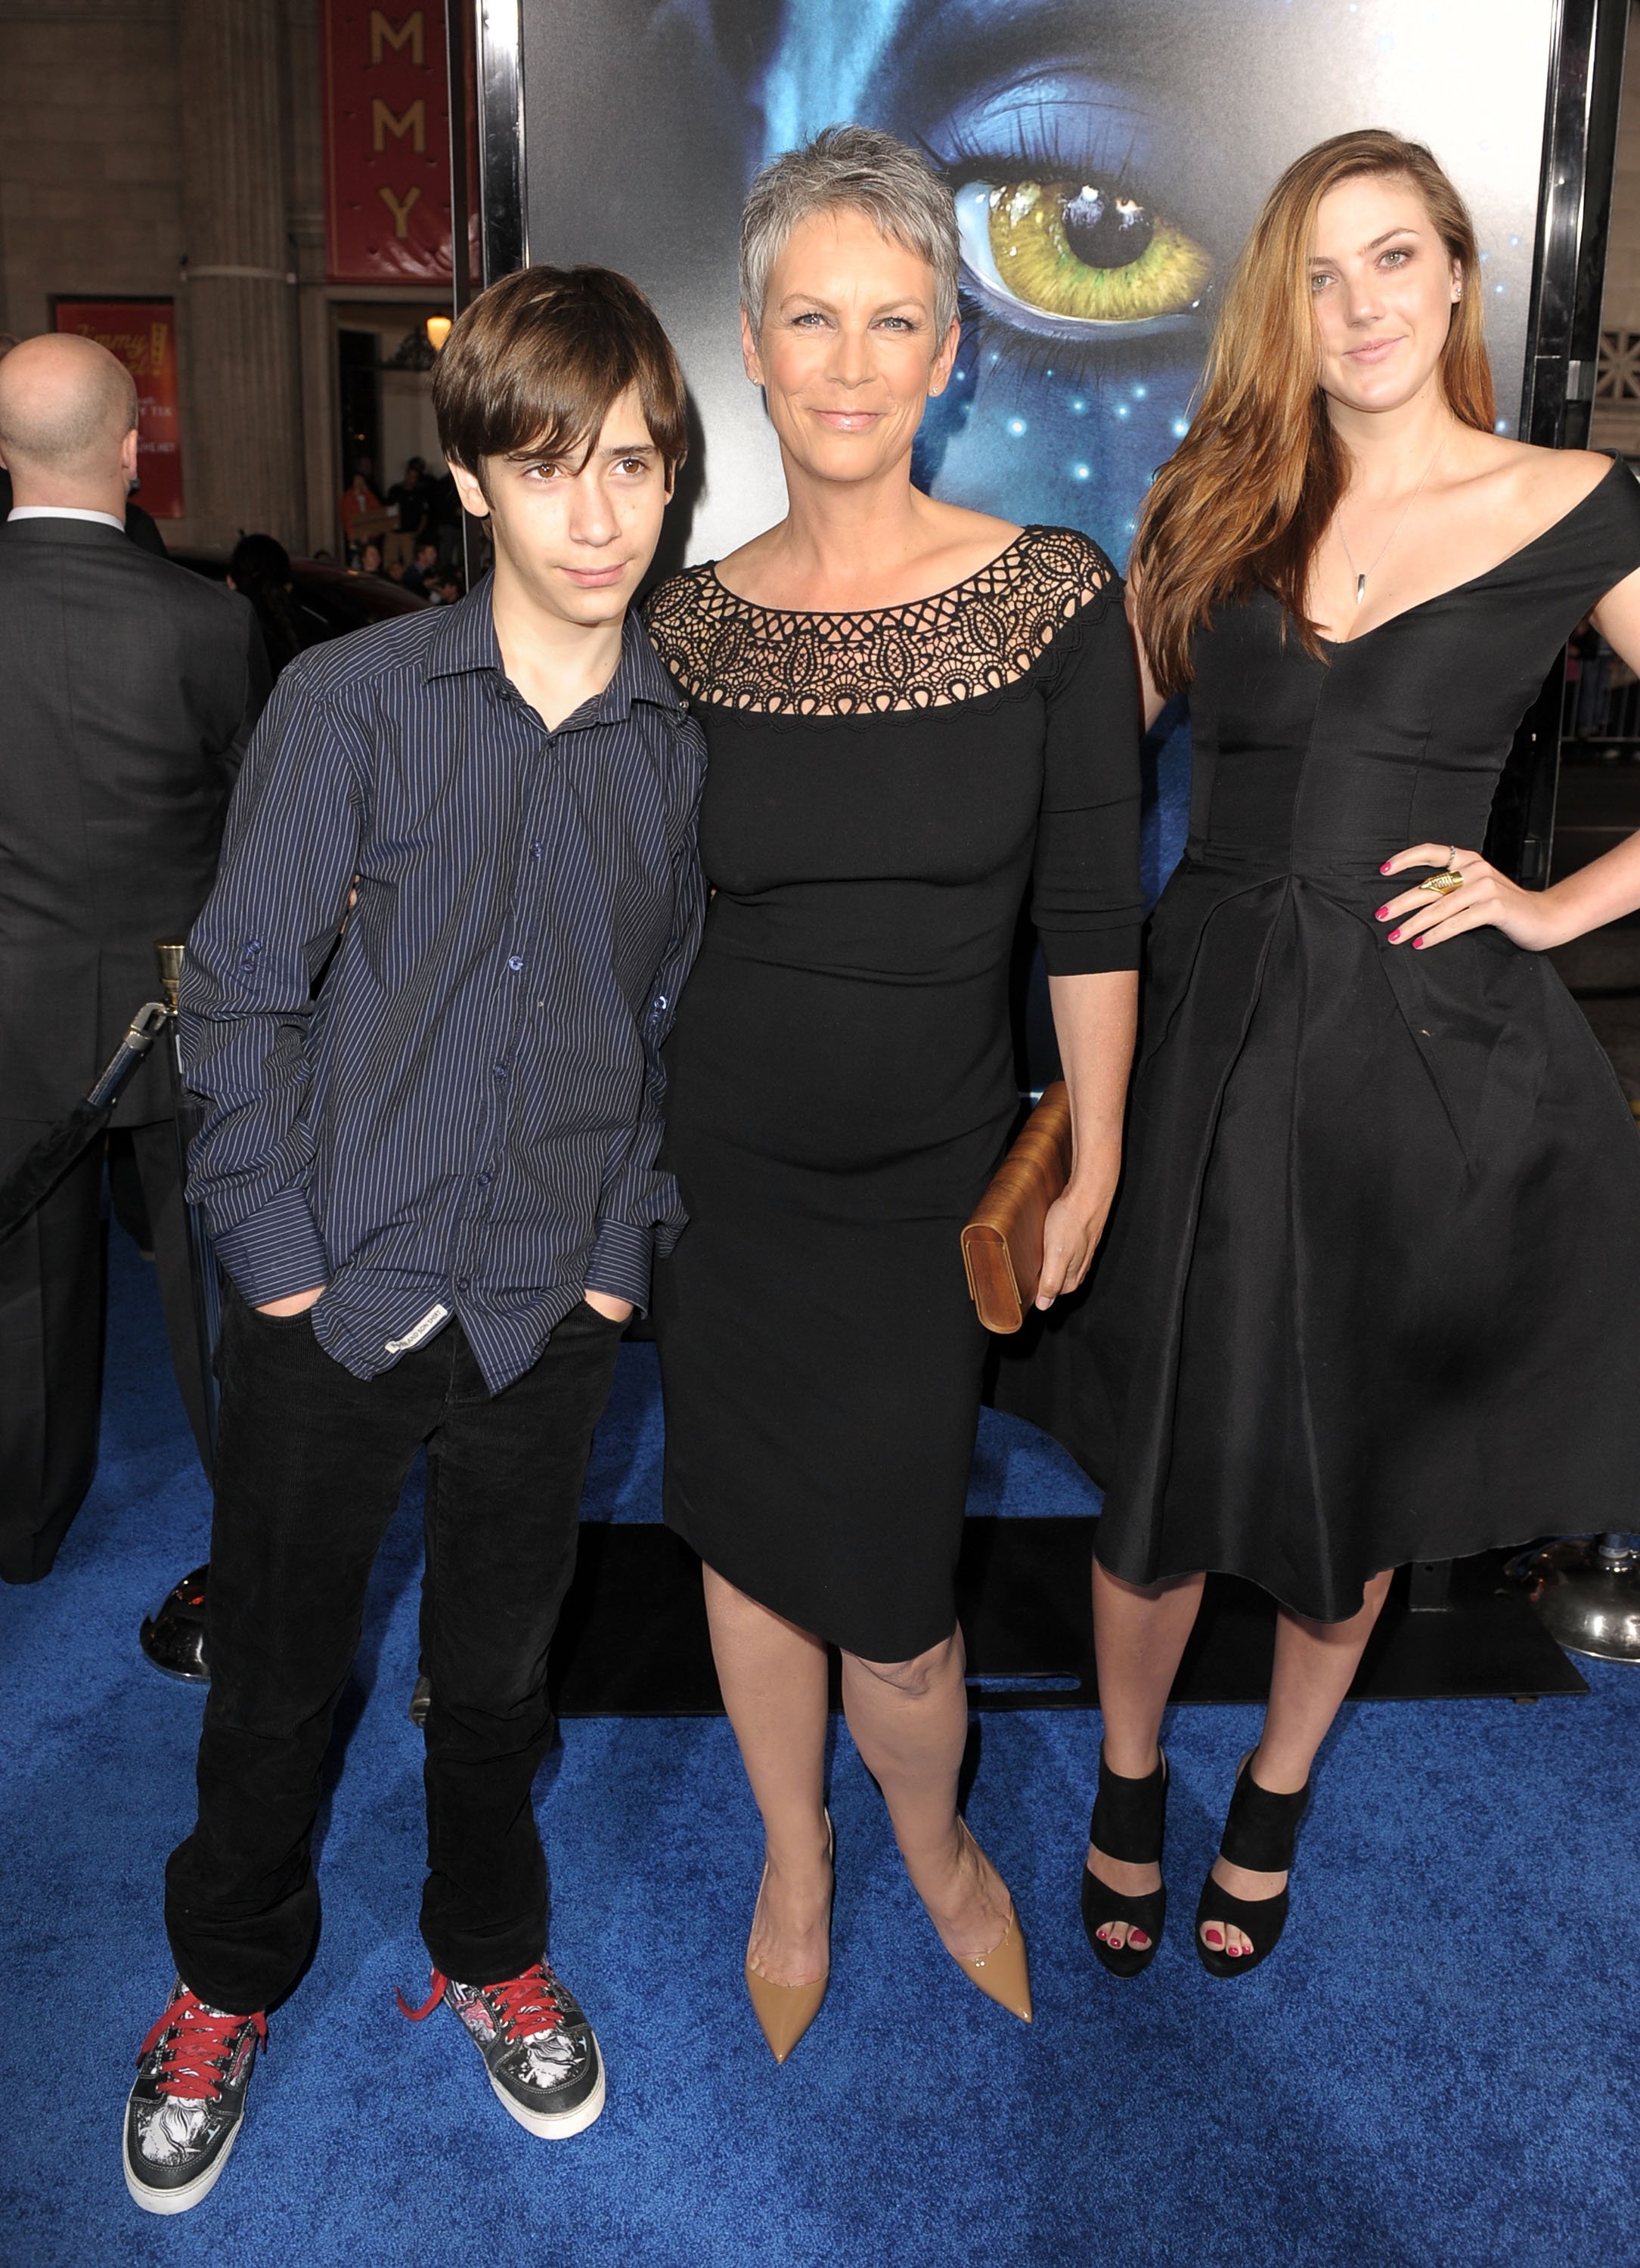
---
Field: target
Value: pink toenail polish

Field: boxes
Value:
[1204,1929,1222,1947]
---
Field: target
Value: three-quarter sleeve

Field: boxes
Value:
[1031,586,1146,973]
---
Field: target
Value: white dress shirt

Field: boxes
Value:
[7,505,126,531]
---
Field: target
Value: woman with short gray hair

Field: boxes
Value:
[646,125,1143,2061]
[737,124,962,339]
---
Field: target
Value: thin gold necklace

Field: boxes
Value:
[1337,432,1449,606]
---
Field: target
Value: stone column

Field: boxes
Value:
[284,0,339,556]
[175,0,303,548]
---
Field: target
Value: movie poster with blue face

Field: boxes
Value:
[522,0,1558,900]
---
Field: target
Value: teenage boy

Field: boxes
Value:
[124,268,706,2214]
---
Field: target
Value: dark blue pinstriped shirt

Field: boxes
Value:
[180,580,707,1390]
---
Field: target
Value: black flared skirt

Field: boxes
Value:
[1038,859,1640,1622]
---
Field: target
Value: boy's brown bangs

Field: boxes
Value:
[433,265,688,482]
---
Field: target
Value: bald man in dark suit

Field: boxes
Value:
[0,333,269,1582]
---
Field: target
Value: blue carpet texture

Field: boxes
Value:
[2,1227,1636,2268]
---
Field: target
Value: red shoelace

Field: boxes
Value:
[397,1962,568,2038]
[138,1991,267,2102]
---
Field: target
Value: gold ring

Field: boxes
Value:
[1418,870,1465,895]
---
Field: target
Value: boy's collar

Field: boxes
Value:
[421,573,684,717]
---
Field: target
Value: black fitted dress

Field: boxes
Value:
[644,527,1143,1659]
[1068,457,1640,1622]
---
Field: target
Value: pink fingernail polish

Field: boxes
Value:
[1412,937,1426,949]
[1387,929,1401,943]
[1380,861,1391,874]
[1375,906,1389,920]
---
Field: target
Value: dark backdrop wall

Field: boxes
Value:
[520,1,1552,563]
[515,0,1561,900]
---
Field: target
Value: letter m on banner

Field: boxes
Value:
[370,8,423,63]
[323,1,451,282]
[372,96,426,151]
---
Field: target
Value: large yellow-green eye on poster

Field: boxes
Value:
[966,180,1211,331]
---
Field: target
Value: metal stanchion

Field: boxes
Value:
[0,1002,169,1232]
[155,938,221,1457]
[138,937,219,1685]
[1509,1534,1640,1662]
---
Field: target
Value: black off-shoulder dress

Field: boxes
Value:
[1068,458,1640,1621]
[644,527,1143,1660]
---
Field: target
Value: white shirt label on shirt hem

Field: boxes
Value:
[385,1302,451,1355]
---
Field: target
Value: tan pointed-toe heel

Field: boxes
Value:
[945,1823,1033,2022]
[949,1904,1033,2023]
[744,1814,833,2064]
[745,1951,829,2064]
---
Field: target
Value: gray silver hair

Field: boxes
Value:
[739,125,960,339]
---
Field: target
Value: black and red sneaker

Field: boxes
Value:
[123,1980,266,2214]
[398,1960,605,2138]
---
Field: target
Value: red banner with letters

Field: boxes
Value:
[51,296,184,519]
[324,2,453,284]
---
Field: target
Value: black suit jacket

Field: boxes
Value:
[0,516,269,1123]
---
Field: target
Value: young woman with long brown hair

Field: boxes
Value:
[1065,129,1640,1979]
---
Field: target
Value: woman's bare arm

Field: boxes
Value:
[1125,575,1170,733]
[1034,969,1139,1308]
[1379,560,1640,953]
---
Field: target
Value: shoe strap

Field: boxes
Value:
[1219,1762,1310,1873]
[1089,1746,1168,1864]
[1083,1871,1167,1929]
[1195,1876,1290,1963]
[1200,1881,1288,1923]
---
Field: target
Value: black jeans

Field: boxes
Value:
[164,1291,622,2014]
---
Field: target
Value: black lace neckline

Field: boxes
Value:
[706,528,1034,621]
[644,523,1115,720]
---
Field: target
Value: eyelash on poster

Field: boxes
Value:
[922,108,1148,201]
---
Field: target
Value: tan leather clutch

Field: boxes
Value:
[961,1080,1073,1334]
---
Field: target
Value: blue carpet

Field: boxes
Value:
[2,1227,1636,2268]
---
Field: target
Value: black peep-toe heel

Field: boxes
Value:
[1080,1747,1168,1978]
[1195,1753,1310,1978]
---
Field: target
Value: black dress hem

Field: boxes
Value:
[664,1503,963,1665]
[1090,1517,1546,1628]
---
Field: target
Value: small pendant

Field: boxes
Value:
[1355,572,1367,605]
